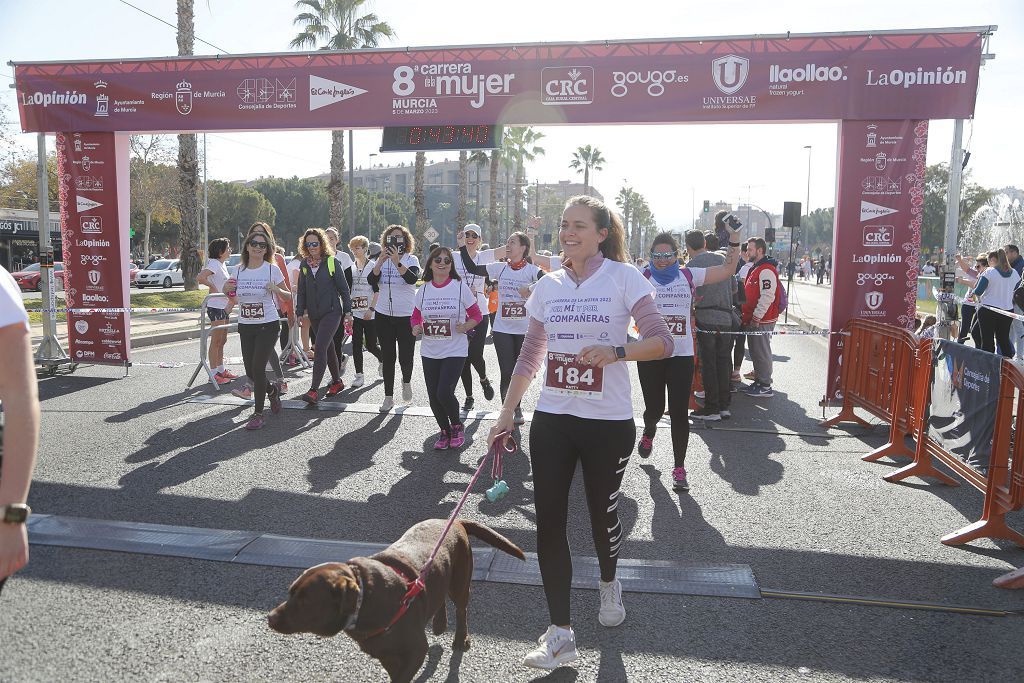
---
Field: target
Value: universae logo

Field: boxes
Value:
[712,55,749,95]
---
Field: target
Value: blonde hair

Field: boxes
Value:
[241,221,278,268]
[349,235,369,250]
[298,228,333,260]
[563,195,628,263]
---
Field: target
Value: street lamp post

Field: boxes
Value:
[803,145,812,218]
[368,153,378,236]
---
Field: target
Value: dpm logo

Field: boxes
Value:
[542,67,593,105]
[862,225,893,247]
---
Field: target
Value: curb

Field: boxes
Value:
[31,326,202,353]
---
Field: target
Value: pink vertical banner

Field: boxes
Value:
[56,131,132,365]
[826,119,927,401]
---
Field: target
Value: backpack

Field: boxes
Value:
[777,280,789,313]
[1013,279,1024,311]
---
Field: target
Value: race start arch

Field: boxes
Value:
[12,27,990,397]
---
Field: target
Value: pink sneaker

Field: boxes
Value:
[213,372,231,385]
[245,413,266,430]
[637,434,654,458]
[268,384,282,414]
[672,467,690,492]
[449,424,465,448]
[231,385,253,400]
[220,369,239,379]
[433,430,450,450]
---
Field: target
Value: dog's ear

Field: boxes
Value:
[332,565,361,620]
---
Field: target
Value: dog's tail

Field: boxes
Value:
[460,520,526,560]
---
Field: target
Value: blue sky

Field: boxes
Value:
[2,0,1021,228]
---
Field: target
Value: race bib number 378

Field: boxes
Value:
[544,351,604,399]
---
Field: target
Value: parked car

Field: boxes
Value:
[135,259,183,288]
[226,253,241,278]
[127,262,140,285]
[11,262,65,292]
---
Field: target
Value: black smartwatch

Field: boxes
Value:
[614,345,627,361]
[1,504,31,524]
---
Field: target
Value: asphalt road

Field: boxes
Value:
[21,283,188,301]
[3,332,1022,682]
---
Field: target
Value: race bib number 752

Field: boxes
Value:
[544,351,604,399]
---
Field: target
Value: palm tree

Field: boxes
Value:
[467,150,489,226]
[176,0,201,290]
[505,127,546,231]
[488,147,502,240]
[456,150,468,229]
[569,144,606,196]
[414,152,426,232]
[291,0,395,233]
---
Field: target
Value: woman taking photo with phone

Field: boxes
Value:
[225,226,291,430]
[411,246,482,449]
[368,225,421,412]
[295,228,353,404]
[487,196,678,671]
[460,231,541,424]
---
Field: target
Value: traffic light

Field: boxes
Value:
[130,228,135,238]
[703,200,710,213]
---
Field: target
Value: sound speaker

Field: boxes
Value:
[783,202,802,228]
[764,227,776,243]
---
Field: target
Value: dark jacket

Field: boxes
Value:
[296,256,352,319]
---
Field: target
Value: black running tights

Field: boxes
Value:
[637,355,694,468]
[239,321,279,414]
[375,313,416,397]
[460,314,489,397]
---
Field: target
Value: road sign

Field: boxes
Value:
[422,227,439,243]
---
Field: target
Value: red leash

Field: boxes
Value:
[363,431,517,639]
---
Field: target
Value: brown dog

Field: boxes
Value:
[268,518,524,682]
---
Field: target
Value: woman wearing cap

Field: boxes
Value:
[197,237,236,384]
[412,246,482,449]
[453,225,497,411]
[486,196,677,671]
[295,228,353,404]
[368,225,421,412]
[636,230,742,492]
[224,225,291,430]
[460,231,542,424]
[348,235,382,387]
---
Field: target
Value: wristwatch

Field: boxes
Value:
[1,503,31,524]
[613,346,627,361]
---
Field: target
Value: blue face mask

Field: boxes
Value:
[649,258,680,286]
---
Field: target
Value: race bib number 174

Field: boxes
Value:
[544,351,604,399]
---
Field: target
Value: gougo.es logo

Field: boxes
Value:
[611,70,688,98]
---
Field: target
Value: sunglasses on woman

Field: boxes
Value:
[305,241,320,248]
[433,256,452,265]
[650,250,677,259]
[249,240,268,249]
[464,233,479,239]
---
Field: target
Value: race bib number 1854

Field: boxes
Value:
[544,351,604,399]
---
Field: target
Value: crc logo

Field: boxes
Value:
[88,270,101,286]
[75,320,89,334]
[80,216,102,234]
[856,272,895,287]
[611,69,688,98]
[542,67,593,105]
[712,55,749,95]
[865,291,884,311]
[862,225,893,247]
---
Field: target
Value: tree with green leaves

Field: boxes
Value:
[467,150,489,227]
[456,150,468,229]
[414,152,426,232]
[251,176,330,250]
[290,0,395,235]
[505,126,545,232]
[569,144,605,195]
[176,0,202,289]
[206,180,276,243]
[0,154,57,211]
[922,162,994,253]
[130,136,179,264]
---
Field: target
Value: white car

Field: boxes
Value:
[226,253,242,278]
[136,258,184,288]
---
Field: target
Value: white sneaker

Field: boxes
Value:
[598,579,626,627]
[379,396,394,413]
[522,625,577,670]
[402,382,413,402]
[351,373,365,388]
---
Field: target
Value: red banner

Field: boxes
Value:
[15,32,982,133]
[826,119,928,400]
[55,132,131,365]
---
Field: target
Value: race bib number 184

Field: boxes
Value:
[544,351,604,399]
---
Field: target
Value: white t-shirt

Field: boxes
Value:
[334,252,354,270]
[234,262,285,325]
[203,257,231,310]
[0,266,29,331]
[486,261,541,335]
[414,279,478,360]
[644,267,707,357]
[373,254,420,318]
[286,258,302,287]
[454,248,495,309]
[350,260,376,320]
[526,259,655,420]
[977,267,1021,311]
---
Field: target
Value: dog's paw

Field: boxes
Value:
[453,634,471,651]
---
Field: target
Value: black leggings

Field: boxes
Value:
[239,321,280,413]
[530,411,635,625]
[978,306,1014,357]
[376,313,416,397]
[460,314,489,397]
[422,356,465,431]
[637,356,695,468]
[733,332,746,370]
[352,317,382,374]
[492,330,524,402]
[310,312,342,391]
[958,305,982,347]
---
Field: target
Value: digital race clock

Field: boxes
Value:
[380,125,502,152]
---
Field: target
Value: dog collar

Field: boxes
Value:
[342,572,365,632]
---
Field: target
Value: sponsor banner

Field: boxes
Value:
[826,119,927,399]
[15,32,981,132]
[926,340,1002,473]
[56,132,131,365]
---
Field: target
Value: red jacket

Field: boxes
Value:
[742,258,780,324]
